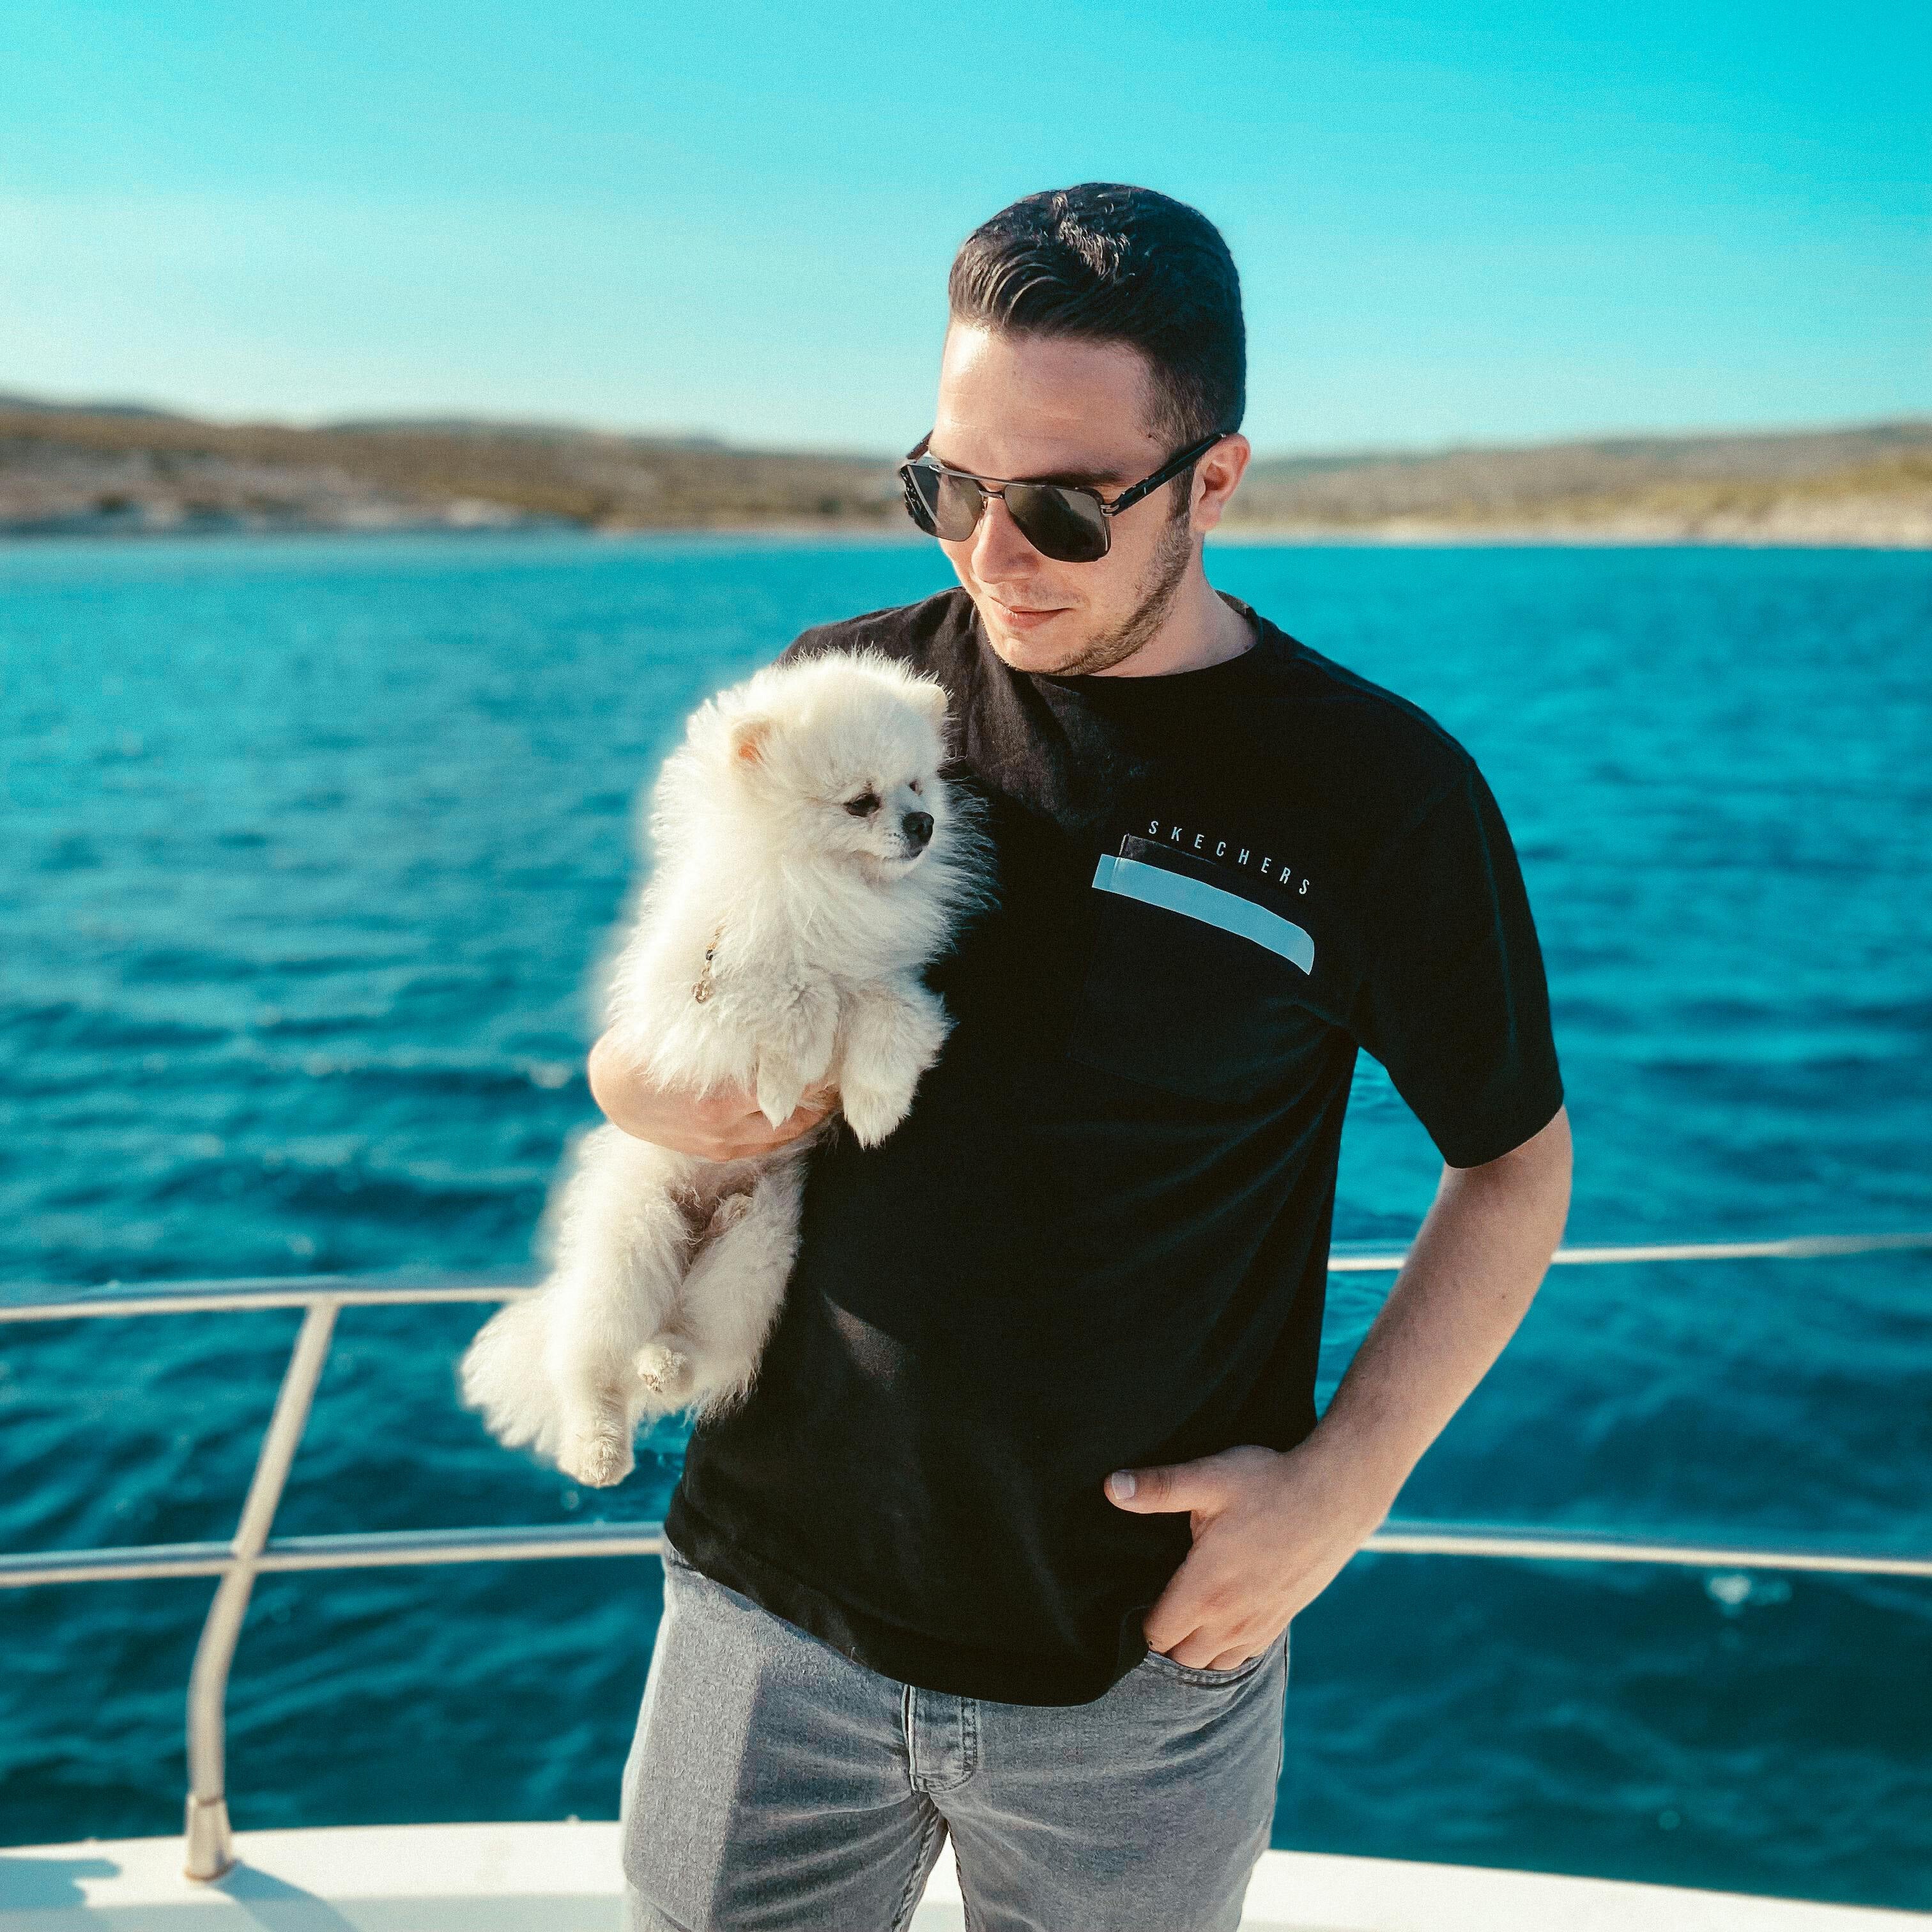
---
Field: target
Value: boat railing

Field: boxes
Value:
[3,1230,1928,1883]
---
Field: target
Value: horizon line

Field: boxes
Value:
[4,389,1928,467]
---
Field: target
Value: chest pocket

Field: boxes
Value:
[1062,836,1328,1103]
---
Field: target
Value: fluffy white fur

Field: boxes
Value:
[459,648,989,1487]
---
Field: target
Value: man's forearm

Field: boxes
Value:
[1101,1103,1572,1661]
[1307,1104,1573,1512]
[586,1029,841,1159]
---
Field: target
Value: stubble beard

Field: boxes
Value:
[1032,498,1198,678]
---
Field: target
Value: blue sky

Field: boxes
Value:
[4,1,1927,453]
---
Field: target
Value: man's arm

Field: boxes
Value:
[1104,1103,1572,1670]
[586,1030,838,1160]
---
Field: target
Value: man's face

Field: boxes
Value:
[928,324,1216,677]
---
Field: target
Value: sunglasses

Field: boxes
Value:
[897,429,1228,564]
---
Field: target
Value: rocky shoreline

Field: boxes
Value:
[4,398,1928,548]
[1213,500,1932,549]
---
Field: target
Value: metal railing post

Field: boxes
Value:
[0,1239,1922,1874]
[183,1300,339,1881]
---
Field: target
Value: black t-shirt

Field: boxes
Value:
[663,586,1563,1705]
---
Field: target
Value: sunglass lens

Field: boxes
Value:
[1006,484,1109,562]
[902,463,985,542]
[901,464,940,536]
[930,469,986,542]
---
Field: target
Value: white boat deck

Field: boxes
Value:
[2,1823,1926,1931]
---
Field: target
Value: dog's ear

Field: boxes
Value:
[728,715,774,766]
[912,680,949,726]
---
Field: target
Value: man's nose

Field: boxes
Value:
[902,811,934,849]
[969,494,1043,579]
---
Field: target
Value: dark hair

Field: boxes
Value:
[947,182,1245,448]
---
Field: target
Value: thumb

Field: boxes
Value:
[1104,1459,1222,1513]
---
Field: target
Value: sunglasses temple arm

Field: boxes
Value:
[1105,432,1227,516]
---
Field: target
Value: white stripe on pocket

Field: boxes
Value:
[1092,854,1315,974]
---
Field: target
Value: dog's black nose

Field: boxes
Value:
[903,811,934,848]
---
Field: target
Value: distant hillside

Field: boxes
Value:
[3,397,1928,544]
[0,402,896,535]
[1226,422,1932,545]
[0,392,184,421]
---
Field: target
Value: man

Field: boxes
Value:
[594,182,1572,1931]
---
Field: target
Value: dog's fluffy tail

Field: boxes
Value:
[459,1292,564,1460]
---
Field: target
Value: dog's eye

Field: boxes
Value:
[909,779,923,795]
[844,792,880,817]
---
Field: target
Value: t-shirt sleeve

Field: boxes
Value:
[1349,760,1565,1168]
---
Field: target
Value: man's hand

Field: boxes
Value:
[1105,1104,1572,1672]
[1103,1439,1392,1671]
[588,1032,838,1160]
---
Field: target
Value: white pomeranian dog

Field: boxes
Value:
[459,647,990,1487]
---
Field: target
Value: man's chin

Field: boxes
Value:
[977,603,1089,673]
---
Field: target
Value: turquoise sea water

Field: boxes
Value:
[2,534,1928,1906]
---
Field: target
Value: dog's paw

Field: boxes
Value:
[753,1061,808,1131]
[838,1079,915,1148]
[703,1189,756,1239]
[558,1420,634,1488]
[635,1342,696,1402]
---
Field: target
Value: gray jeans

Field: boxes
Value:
[621,1540,1289,1932]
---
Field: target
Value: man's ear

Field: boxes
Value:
[1190,432,1252,537]
[729,715,774,765]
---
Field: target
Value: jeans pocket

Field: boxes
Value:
[1135,1641,1272,1689]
